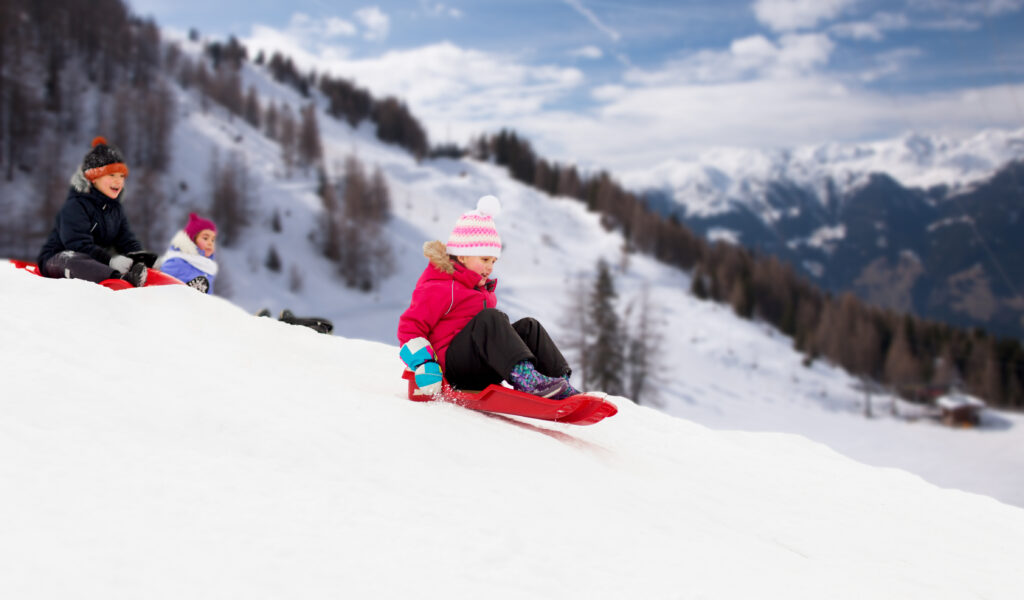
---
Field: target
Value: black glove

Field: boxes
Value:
[127,250,158,268]
[186,275,209,293]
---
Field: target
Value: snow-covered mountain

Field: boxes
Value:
[622,127,1024,219]
[4,264,1024,599]
[621,129,1024,339]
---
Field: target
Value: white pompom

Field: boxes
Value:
[476,195,501,217]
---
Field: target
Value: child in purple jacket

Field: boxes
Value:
[397,196,581,399]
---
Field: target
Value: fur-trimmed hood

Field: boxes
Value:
[157,229,218,275]
[423,240,454,274]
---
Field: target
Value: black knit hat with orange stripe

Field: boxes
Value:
[82,136,129,181]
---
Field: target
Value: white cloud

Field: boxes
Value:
[591,84,627,101]
[917,16,983,31]
[325,17,358,38]
[563,0,621,42]
[247,21,352,61]
[570,45,604,59]
[776,33,835,71]
[830,12,909,41]
[910,0,1024,17]
[753,0,857,32]
[418,1,463,18]
[263,13,358,52]
[624,33,834,85]
[242,21,1021,175]
[356,6,391,41]
[415,1,464,18]
[526,78,1024,173]
[857,47,924,82]
[830,21,883,40]
[241,29,583,143]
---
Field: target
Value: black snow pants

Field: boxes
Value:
[444,308,571,391]
[42,251,118,283]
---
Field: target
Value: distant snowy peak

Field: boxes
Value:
[625,127,1024,217]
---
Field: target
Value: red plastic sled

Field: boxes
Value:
[402,369,617,426]
[7,259,184,290]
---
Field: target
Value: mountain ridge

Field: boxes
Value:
[627,131,1024,340]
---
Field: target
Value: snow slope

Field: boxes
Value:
[2,264,1023,599]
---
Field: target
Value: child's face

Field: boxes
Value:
[195,229,217,255]
[93,172,126,199]
[458,255,497,284]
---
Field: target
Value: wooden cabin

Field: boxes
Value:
[935,393,985,427]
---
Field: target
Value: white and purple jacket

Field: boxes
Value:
[157,230,218,294]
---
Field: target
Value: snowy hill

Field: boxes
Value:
[5,33,1024,515]
[3,264,1024,599]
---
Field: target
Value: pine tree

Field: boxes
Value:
[297,103,323,172]
[278,105,296,177]
[264,101,279,140]
[265,245,281,272]
[318,166,343,262]
[124,168,167,250]
[588,259,625,396]
[209,151,251,245]
[560,274,593,390]
[624,286,662,405]
[366,166,391,223]
[31,133,67,256]
[243,86,261,129]
[884,318,922,388]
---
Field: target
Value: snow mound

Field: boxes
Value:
[2,264,1024,598]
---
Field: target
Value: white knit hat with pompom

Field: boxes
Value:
[446,195,503,257]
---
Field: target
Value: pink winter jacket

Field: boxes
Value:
[397,241,498,369]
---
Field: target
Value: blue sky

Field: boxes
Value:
[129,0,1024,172]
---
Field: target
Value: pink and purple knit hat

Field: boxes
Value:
[446,195,503,257]
[184,212,217,242]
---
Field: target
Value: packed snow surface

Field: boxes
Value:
[2,265,1024,599]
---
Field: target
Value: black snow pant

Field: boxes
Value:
[42,251,118,284]
[444,308,571,391]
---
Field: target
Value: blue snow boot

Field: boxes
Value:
[508,361,568,398]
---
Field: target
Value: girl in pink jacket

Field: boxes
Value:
[398,196,580,399]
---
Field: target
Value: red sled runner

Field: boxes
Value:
[402,369,617,426]
[7,259,184,290]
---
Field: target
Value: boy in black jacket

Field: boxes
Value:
[37,136,148,287]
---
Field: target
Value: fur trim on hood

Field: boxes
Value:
[423,240,454,274]
[70,167,92,193]
[70,166,126,203]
